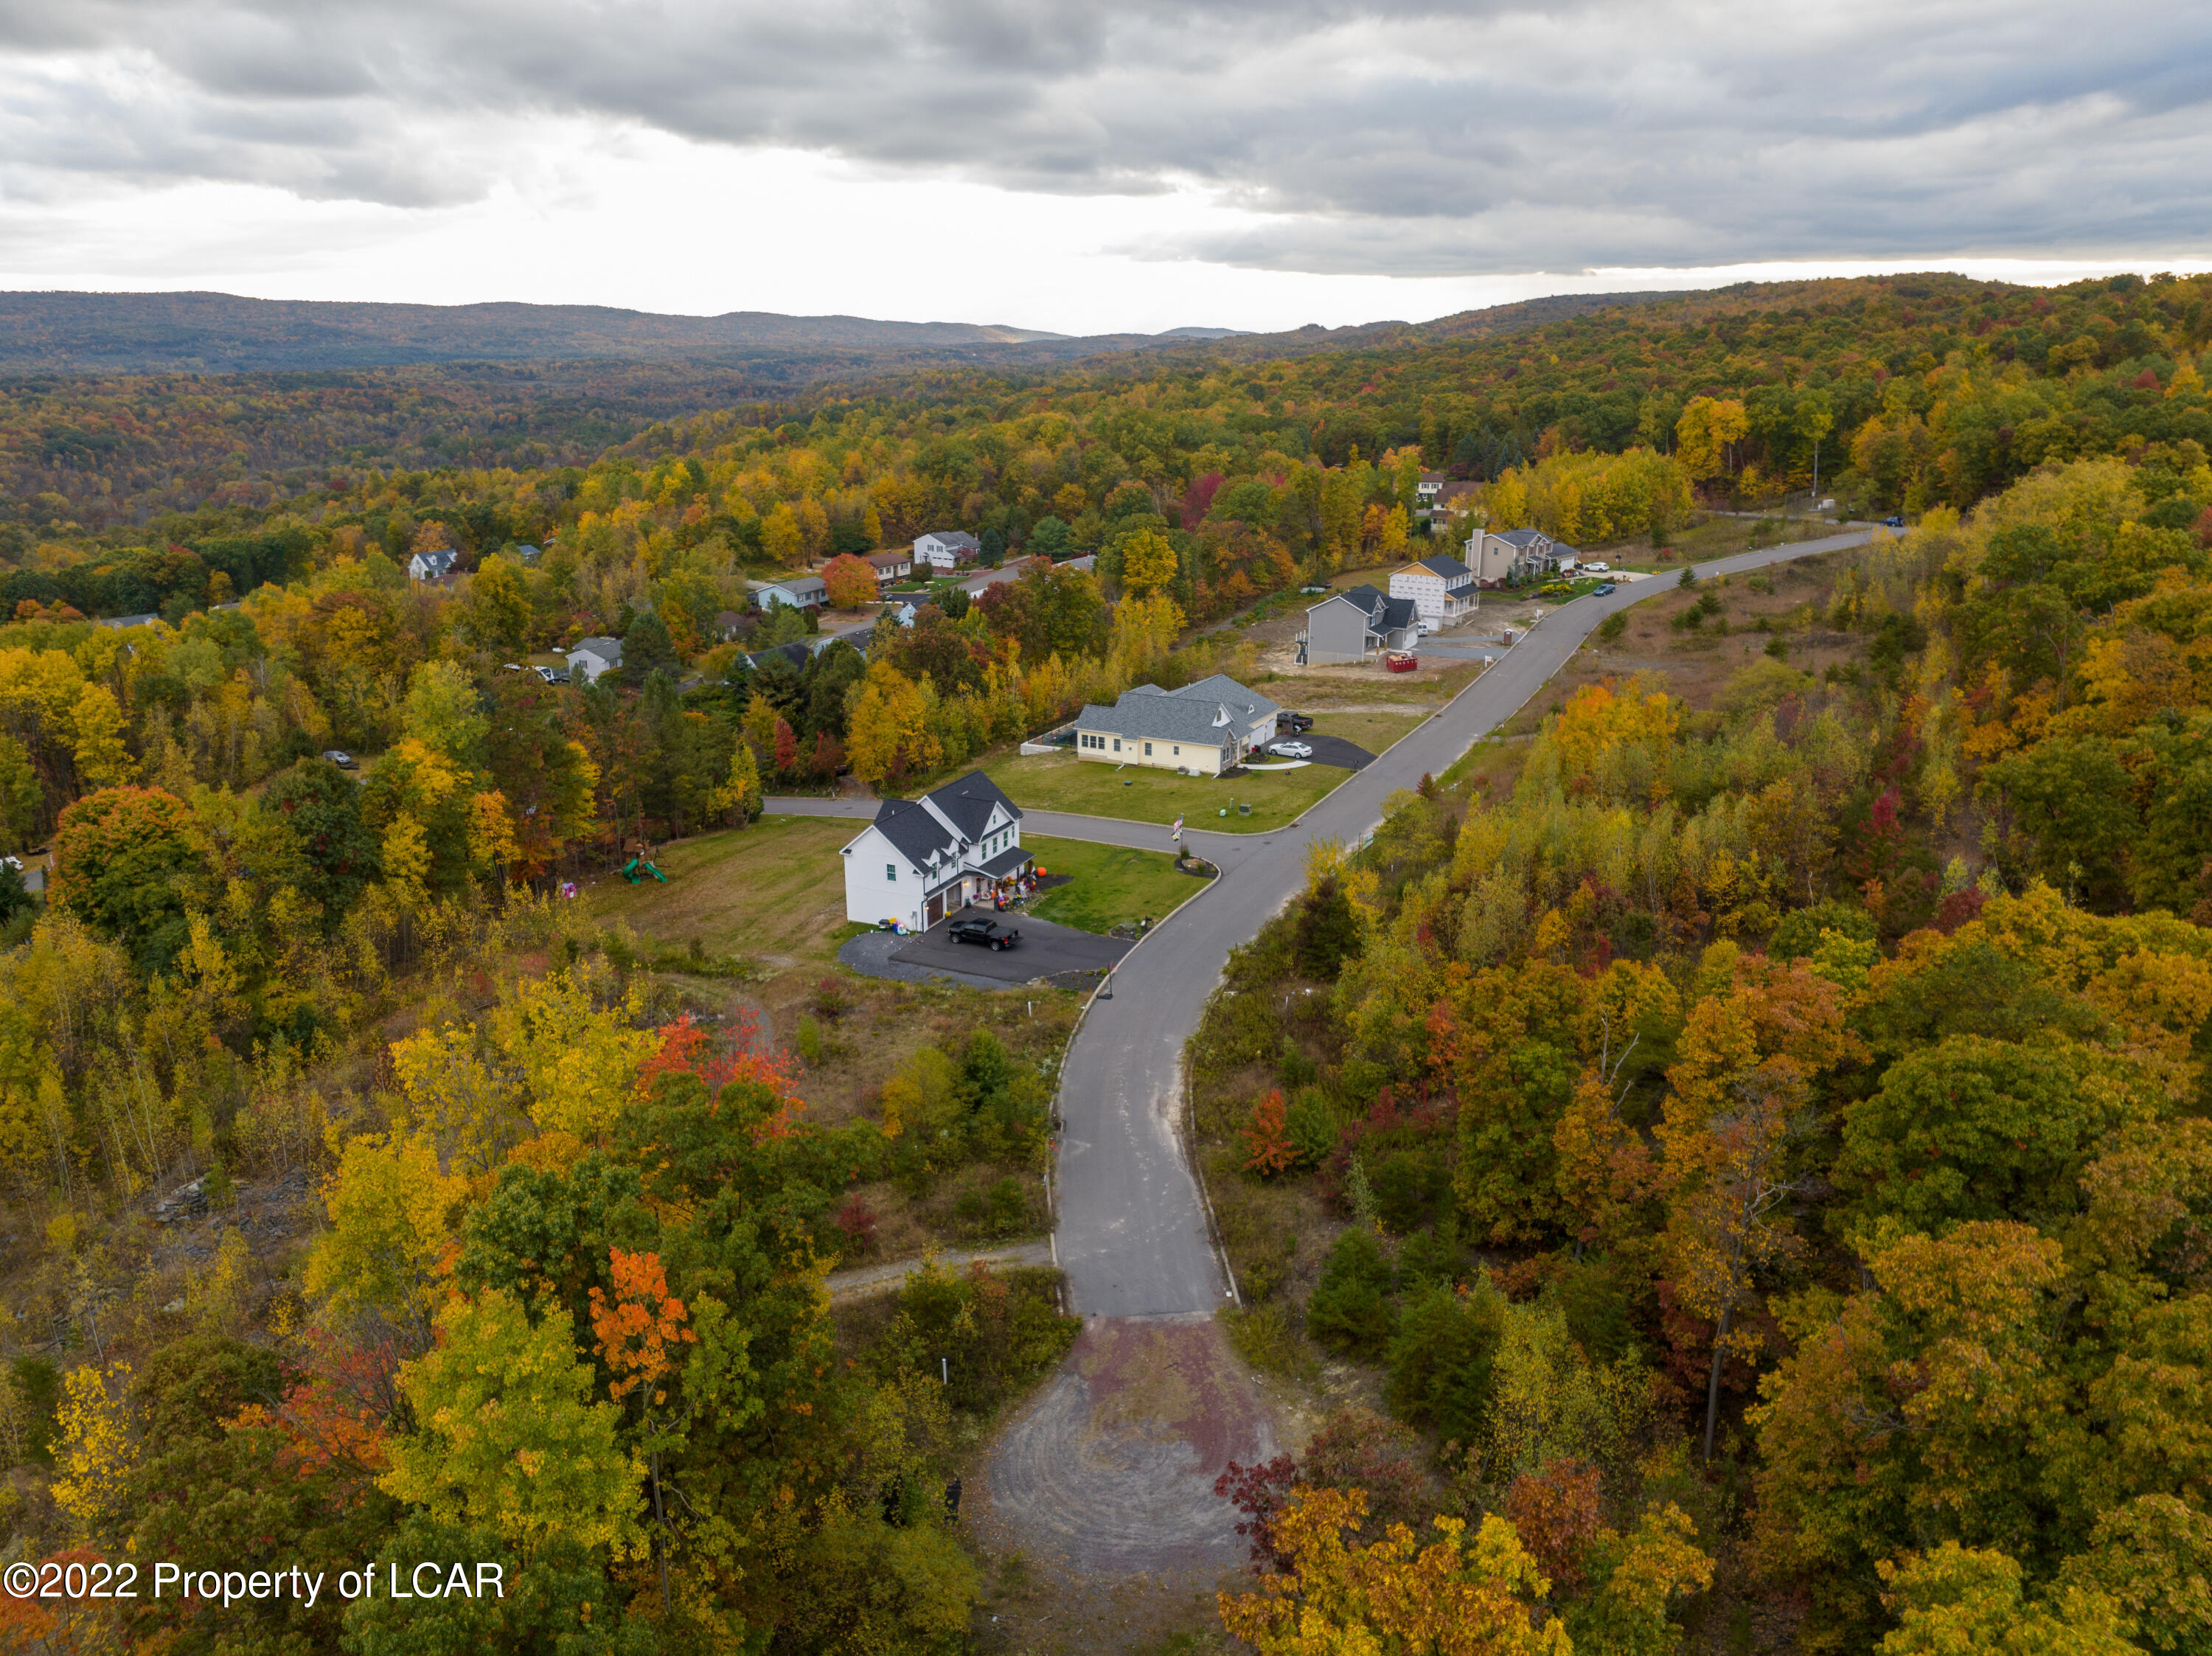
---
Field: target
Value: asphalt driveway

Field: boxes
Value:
[889,911,1132,983]
[1292,733,1375,770]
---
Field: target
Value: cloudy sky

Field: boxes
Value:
[0,0,2205,333]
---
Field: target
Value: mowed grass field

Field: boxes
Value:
[983,751,1346,832]
[1021,835,1208,934]
[1305,709,1427,756]
[577,813,855,964]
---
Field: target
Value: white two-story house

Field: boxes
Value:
[914,530,981,572]
[841,771,1031,931]
[1388,554,1476,625]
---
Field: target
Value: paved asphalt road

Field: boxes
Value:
[777,526,1873,1316]
[1052,528,1874,1316]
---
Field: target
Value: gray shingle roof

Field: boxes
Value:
[1495,528,1550,547]
[571,635,623,662]
[1175,672,1279,723]
[1416,554,1472,579]
[1338,583,1388,615]
[745,641,810,673]
[1077,696,1235,748]
[923,771,1023,841]
[872,797,959,871]
[920,530,980,550]
[1380,595,1419,632]
[979,845,1033,877]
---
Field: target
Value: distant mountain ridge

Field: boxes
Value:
[0,291,1093,374]
[0,288,1654,378]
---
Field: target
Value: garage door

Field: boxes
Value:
[927,891,945,926]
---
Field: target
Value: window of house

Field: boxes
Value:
[1144,742,1153,756]
[886,864,897,881]
[1172,745,1180,755]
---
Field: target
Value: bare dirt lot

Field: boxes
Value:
[971,1315,1275,1652]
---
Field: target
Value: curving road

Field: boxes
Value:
[1051,529,1874,1316]
[777,528,1874,1317]
[779,531,1871,1586]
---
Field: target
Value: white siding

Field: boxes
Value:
[568,647,619,683]
[841,826,927,930]
[841,804,1027,930]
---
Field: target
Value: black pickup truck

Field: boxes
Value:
[947,916,1020,951]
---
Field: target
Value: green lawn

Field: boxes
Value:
[1020,835,1207,933]
[577,813,855,963]
[984,751,1347,832]
[1307,710,1427,756]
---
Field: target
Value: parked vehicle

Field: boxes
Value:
[1384,650,1419,673]
[948,916,1020,950]
[1883,515,1907,528]
[1281,712,1315,732]
[1269,740,1313,759]
[1594,582,1617,596]
[321,749,355,769]
[535,665,569,684]
[1585,561,1610,573]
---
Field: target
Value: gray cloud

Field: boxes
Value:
[0,0,2205,274]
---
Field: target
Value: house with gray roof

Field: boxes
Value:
[568,635,625,683]
[1389,554,1475,623]
[914,530,981,572]
[758,574,827,610]
[1070,674,1280,776]
[1301,584,1420,665]
[839,770,1029,931]
[408,547,459,582]
[1465,526,1581,586]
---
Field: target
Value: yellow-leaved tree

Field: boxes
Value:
[492,969,658,1140]
[1119,529,1179,596]
[303,1131,467,1342]
[70,683,137,789]
[50,1362,136,1542]
[1219,1484,1570,1655]
[381,1287,644,1556]
[1674,397,1750,483]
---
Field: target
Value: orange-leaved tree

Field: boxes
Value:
[1242,1090,1295,1176]
[591,1248,699,1615]
[823,553,879,608]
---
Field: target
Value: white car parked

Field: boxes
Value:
[1268,740,1314,759]
[1585,561,1610,574]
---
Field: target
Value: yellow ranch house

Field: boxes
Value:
[1071,675,1281,776]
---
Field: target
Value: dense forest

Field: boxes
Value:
[1192,450,2212,1652]
[1,270,2209,1653]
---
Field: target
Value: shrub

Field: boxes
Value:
[1559,1253,1642,1365]
[1300,1407,1433,1539]
[1286,1088,1339,1169]
[796,1016,822,1067]
[1385,1276,1506,1451]
[1305,1227,1394,1353]
[833,1194,880,1257]
[1219,1302,1318,1382]
[1242,1090,1295,1175]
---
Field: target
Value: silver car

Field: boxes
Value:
[1269,740,1313,759]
